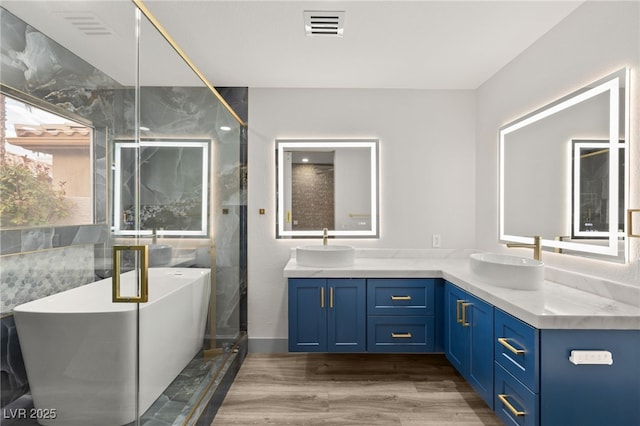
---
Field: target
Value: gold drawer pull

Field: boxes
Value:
[391,332,412,339]
[498,394,526,417]
[461,302,471,327]
[456,300,463,323]
[320,287,325,308]
[391,295,412,301]
[498,337,525,355]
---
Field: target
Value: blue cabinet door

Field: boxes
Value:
[444,282,468,372]
[288,279,327,352]
[466,292,494,408]
[289,278,366,352]
[444,282,494,408]
[327,279,366,352]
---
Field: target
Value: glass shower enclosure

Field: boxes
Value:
[0,1,246,425]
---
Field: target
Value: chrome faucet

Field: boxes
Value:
[323,228,329,246]
[506,236,542,261]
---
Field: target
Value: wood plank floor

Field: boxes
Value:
[211,353,503,425]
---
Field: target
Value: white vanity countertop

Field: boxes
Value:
[283,249,640,330]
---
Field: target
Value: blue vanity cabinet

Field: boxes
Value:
[366,279,438,352]
[288,278,366,352]
[539,329,640,426]
[494,310,640,426]
[444,281,494,407]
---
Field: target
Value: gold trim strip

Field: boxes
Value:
[498,337,526,355]
[628,209,640,238]
[112,245,149,303]
[498,394,526,417]
[133,0,246,127]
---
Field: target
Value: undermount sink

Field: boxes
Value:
[469,253,544,291]
[296,245,355,268]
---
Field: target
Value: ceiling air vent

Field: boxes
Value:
[304,11,345,37]
[56,11,114,36]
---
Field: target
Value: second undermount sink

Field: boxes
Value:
[296,245,355,268]
[469,253,544,291]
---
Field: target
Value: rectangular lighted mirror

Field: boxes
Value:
[113,140,210,237]
[499,68,629,262]
[276,139,378,238]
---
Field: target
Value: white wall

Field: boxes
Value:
[248,88,476,350]
[476,1,640,285]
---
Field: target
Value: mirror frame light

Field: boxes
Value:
[499,68,629,260]
[276,139,379,238]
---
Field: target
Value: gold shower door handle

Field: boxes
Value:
[112,245,149,303]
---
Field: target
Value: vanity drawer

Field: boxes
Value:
[494,363,539,426]
[367,316,435,352]
[494,309,539,392]
[367,279,435,316]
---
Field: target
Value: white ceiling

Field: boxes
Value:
[143,0,585,89]
[3,0,585,90]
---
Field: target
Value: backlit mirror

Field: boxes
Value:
[276,139,378,238]
[500,68,629,262]
[113,140,210,237]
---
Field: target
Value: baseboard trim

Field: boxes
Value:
[248,338,288,353]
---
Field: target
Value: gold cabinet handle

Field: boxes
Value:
[112,245,149,303]
[330,287,334,308]
[391,295,412,301]
[461,302,471,327]
[456,300,463,323]
[320,287,325,308]
[498,394,526,417]
[498,337,526,355]
[391,332,412,338]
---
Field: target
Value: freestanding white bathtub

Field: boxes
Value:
[13,267,211,426]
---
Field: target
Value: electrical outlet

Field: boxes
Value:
[432,234,441,248]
